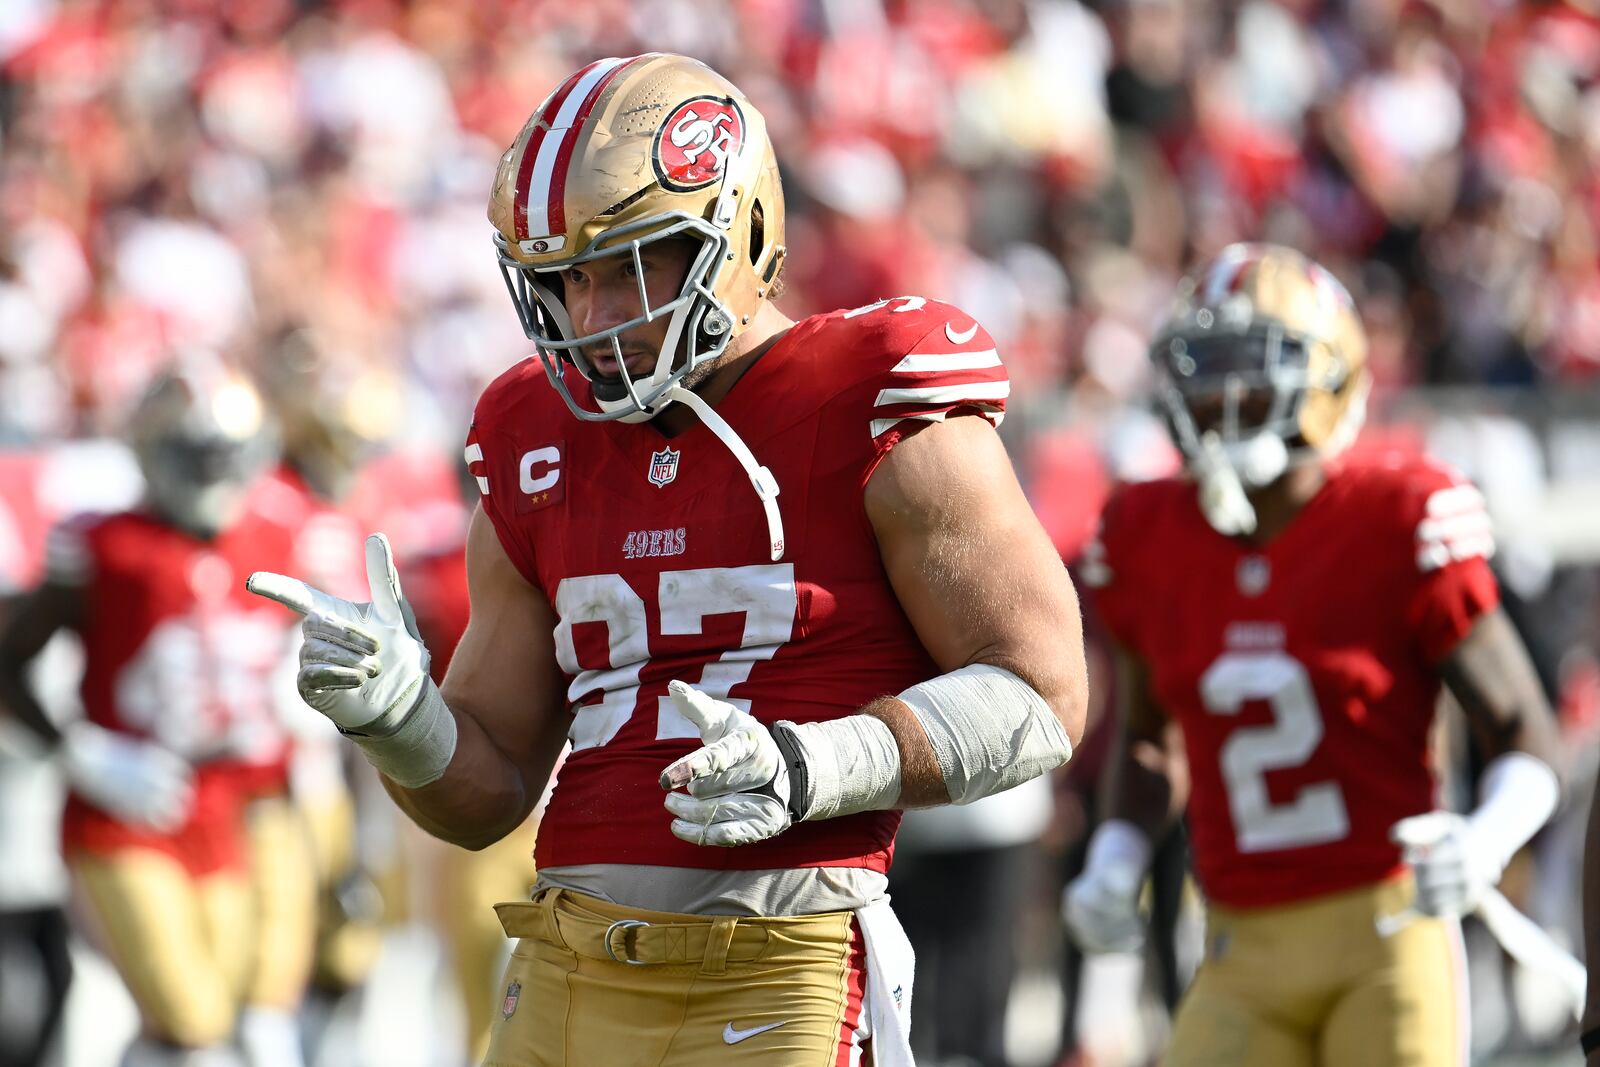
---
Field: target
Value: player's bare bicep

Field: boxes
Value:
[864,415,1087,742]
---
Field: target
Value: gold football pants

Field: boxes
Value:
[70,796,317,1046]
[1167,875,1465,1067]
[483,888,870,1067]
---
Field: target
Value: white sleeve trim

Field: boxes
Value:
[873,381,1011,408]
[890,349,1002,374]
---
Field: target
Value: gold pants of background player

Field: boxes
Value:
[1167,874,1465,1067]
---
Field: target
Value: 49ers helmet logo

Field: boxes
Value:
[653,95,744,192]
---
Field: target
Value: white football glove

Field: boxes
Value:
[1063,820,1151,954]
[246,534,430,734]
[1391,811,1502,918]
[61,721,193,832]
[658,681,797,847]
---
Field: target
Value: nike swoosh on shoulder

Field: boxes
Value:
[945,321,979,344]
[723,1020,787,1044]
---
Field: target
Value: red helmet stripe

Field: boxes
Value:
[513,60,606,240]
[515,56,631,241]
[546,56,641,238]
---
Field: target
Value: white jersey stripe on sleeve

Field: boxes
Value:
[463,442,489,495]
[873,381,1011,408]
[890,349,1002,374]
[1416,483,1494,572]
[870,407,1005,439]
[1425,484,1487,518]
[1417,511,1492,545]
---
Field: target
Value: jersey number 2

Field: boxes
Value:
[1200,650,1350,853]
[552,564,798,750]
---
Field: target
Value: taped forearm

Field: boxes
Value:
[898,663,1072,804]
[776,713,902,820]
[341,678,458,789]
[777,663,1073,821]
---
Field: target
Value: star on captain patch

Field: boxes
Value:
[648,446,680,488]
[502,979,521,1019]
[1236,555,1270,597]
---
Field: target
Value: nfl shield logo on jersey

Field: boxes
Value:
[648,447,680,488]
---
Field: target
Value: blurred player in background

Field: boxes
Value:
[253,332,395,1001]
[249,51,1087,1066]
[0,362,316,1067]
[1064,244,1561,1066]
[402,458,540,1063]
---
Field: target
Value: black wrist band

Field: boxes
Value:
[1581,1024,1600,1056]
[770,721,811,822]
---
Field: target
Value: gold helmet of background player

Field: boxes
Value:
[489,52,787,424]
[1150,242,1370,490]
[258,329,402,504]
[128,358,272,539]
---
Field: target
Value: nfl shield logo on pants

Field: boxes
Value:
[648,447,680,488]
[502,979,521,1019]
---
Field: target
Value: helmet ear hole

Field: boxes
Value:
[748,199,765,266]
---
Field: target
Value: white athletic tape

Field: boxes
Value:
[896,663,1072,804]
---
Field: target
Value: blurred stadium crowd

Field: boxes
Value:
[2,0,1600,1065]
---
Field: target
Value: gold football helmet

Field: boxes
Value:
[258,329,399,503]
[489,52,786,423]
[128,358,272,539]
[1149,243,1369,531]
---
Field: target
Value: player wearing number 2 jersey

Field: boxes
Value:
[1063,244,1561,1067]
[248,53,1087,1067]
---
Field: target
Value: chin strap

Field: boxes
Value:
[666,386,785,561]
[1195,431,1258,536]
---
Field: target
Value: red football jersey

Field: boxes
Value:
[466,296,1008,875]
[57,501,303,872]
[1086,455,1499,909]
[251,464,370,603]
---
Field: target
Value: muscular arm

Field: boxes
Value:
[0,583,83,746]
[382,506,569,850]
[1101,642,1188,839]
[864,414,1089,806]
[1437,607,1559,771]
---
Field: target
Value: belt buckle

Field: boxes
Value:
[603,919,651,965]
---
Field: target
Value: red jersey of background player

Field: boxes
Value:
[466,296,1008,875]
[1084,454,1499,909]
[252,463,369,603]
[57,502,301,873]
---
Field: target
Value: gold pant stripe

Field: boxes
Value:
[1167,874,1465,1067]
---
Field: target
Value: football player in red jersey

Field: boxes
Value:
[248,52,1088,1066]
[0,363,316,1067]
[1063,244,1561,1066]
[252,337,392,998]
